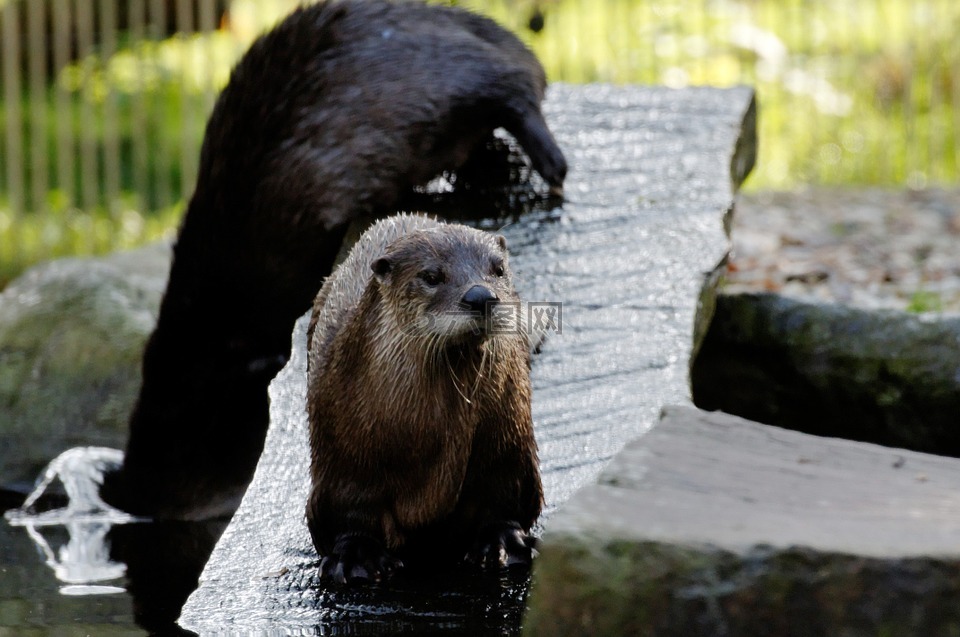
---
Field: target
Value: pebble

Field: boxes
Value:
[727,188,960,314]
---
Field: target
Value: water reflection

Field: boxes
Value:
[4,465,528,635]
[3,446,225,635]
[22,521,127,595]
[6,447,135,600]
[308,567,531,635]
[109,519,227,633]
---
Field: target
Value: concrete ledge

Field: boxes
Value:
[525,405,960,636]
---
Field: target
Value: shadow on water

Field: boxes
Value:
[305,567,532,635]
[0,160,561,636]
[109,521,228,635]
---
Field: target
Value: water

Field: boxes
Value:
[1,523,133,634]
[2,448,141,634]
[2,453,229,635]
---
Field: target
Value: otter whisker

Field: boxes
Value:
[470,343,489,399]
[443,344,473,405]
[490,339,502,377]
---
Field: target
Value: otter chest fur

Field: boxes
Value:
[306,213,542,583]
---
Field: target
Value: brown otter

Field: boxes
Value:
[306,214,542,583]
[101,0,565,520]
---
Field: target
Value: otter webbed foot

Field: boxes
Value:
[464,521,538,570]
[320,533,403,584]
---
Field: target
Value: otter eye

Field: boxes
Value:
[492,260,505,278]
[419,269,444,286]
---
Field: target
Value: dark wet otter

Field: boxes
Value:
[306,214,542,583]
[101,0,565,519]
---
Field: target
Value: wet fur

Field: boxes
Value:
[101,0,565,518]
[306,214,542,574]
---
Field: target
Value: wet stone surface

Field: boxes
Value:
[525,406,960,637]
[179,83,756,633]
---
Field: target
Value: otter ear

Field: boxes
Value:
[495,234,507,251]
[371,257,392,282]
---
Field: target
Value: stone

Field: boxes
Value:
[524,405,960,637]
[0,242,169,494]
[692,291,960,456]
[178,84,757,633]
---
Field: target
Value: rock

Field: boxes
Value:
[0,242,169,494]
[177,84,757,633]
[524,405,960,637]
[694,188,960,456]
[691,291,960,456]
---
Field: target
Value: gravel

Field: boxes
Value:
[727,188,960,314]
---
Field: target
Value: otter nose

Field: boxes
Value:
[460,285,498,316]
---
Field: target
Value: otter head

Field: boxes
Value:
[370,225,519,346]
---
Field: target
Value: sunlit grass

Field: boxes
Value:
[454,0,960,189]
[0,197,181,288]
[1,0,958,287]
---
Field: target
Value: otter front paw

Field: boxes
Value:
[509,110,567,194]
[320,534,403,584]
[464,522,538,570]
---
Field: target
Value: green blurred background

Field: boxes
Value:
[1,0,958,287]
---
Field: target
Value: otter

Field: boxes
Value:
[306,214,542,583]
[101,0,565,519]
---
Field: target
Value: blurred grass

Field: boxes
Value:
[1,0,959,287]
[462,0,960,189]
